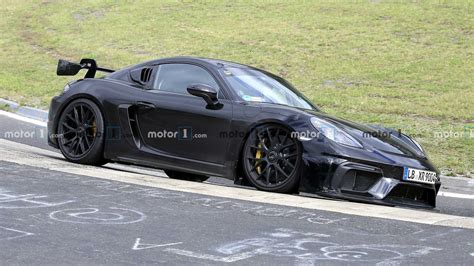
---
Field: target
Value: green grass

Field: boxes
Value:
[0,103,12,112]
[0,0,472,177]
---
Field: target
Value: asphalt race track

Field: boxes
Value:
[1,112,473,265]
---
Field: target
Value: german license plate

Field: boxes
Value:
[403,167,437,184]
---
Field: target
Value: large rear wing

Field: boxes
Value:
[57,58,115,78]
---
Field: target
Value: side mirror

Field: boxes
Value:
[57,59,82,76]
[187,83,223,110]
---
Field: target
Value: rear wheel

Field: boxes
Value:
[57,98,106,165]
[242,124,301,193]
[164,170,210,182]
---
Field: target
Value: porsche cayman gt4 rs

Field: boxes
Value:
[48,57,441,208]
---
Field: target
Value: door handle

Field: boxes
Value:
[136,101,156,109]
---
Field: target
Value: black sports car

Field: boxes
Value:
[48,57,441,208]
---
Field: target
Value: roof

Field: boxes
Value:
[150,56,253,69]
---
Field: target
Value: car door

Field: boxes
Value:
[134,63,233,165]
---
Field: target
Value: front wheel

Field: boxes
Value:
[164,170,210,182]
[242,124,302,193]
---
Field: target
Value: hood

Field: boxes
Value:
[303,110,425,158]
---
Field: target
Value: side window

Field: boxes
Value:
[152,64,220,96]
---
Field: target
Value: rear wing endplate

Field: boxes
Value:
[57,58,115,78]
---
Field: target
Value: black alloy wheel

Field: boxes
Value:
[242,124,301,193]
[57,98,106,165]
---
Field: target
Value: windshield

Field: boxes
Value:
[219,67,315,110]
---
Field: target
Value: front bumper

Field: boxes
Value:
[299,155,441,208]
[47,95,62,149]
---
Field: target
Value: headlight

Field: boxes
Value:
[406,135,425,153]
[310,117,363,148]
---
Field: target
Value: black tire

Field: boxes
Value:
[57,98,107,166]
[242,124,301,193]
[164,170,210,182]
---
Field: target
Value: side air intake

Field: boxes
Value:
[130,67,153,85]
[140,68,153,83]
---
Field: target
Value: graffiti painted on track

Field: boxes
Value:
[0,187,74,209]
[164,228,441,264]
[49,207,146,224]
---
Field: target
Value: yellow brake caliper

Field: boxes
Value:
[91,120,97,137]
[256,142,262,174]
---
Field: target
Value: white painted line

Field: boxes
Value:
[438,191,474,200]
[0,110,47,127]
[132,238,182,250]
[0,139,473,229]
